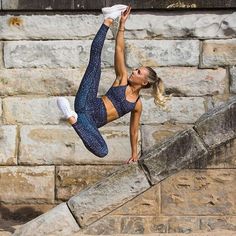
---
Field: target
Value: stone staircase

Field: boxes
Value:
[12,96,236,236]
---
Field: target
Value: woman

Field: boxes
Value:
[57,4,171,163]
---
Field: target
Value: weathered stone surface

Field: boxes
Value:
[4,39,199,68]
[0,166,54,203]
[189,138,236,169]
[141,123,193,153]
[3,97,71,124]
[161,169,236,215]
[56,165,116,200]
[1,13,236,40]
[126,40,199,68]
[19,125,139,164]
[140,128,208,184]
[2,0,19,9]
[194,138,236,169]
[0,125,17,165]
[0,203,56,223]
[201,39,236,68]
[13,203,80,236]
[154,67,228,96]
[0,99,2,120]
[167,216,199,233]
[81,215,169,234]
[0,15,112,40]
[112,184,160,216]
[194,96,236,149]
[4,40,93,69]
[230,66,236,93]
[199,216,236,231]
[125,12,236,39]
[67,163,150,227]
[0,68,82,96]
[0,42,3,68]
[141,96,206,124]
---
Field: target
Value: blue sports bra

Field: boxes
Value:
[105,85,140,118]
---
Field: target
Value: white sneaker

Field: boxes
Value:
[57,97,78,120]
[102,4,128,20]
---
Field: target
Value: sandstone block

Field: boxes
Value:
[19,125,139,164]
[201,39,236,68]
[230,66,236,93]
[0,99,2,120]
[112,184,160,216]
[0,68,82,96]
[140,128,208,184]
[56,165,116,200]
[13,203,80,236]
[4,40,92,68]
[0,166,54,203]
[3,97,74,124]
[0,125,17,165]
[0,15,113,40]
[194,96,236,149]
[141,96,206,124]
[125,12,236,39]
[154,67,228,96]
[161,169,236,215]
[141,123,193,153]
[167,216,199,233]
[199,216,236,231]
[2,0,18,9]
[126,40,199,68]
[0,42,3,68]
[67,163,150,227]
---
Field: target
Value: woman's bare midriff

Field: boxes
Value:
[101,95,119,123]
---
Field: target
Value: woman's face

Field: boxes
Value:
[128,67,149,86]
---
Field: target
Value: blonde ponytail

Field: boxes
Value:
[145,67,172,110]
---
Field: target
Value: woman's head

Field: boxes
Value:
[129,66,172,108]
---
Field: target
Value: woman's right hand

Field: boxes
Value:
[120,5,131,25]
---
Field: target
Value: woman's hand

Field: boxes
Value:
[126,155,138,164]
[120,5,131,25]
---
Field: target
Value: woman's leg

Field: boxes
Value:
[69,20,112,158]
[74,19,112,113]
[72,113,108,158]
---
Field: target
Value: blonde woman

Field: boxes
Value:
[57,4,171,163]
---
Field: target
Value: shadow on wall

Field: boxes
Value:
[0,204,43,233]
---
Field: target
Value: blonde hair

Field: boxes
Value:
[145,66,172,110]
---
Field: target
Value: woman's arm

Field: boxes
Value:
[127,99,142,164]
[113,5,131,86]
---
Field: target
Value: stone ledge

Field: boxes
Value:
[139,128,208,185]
[194,96,236,149]
[67,164,150,227]
[12,203,80,236]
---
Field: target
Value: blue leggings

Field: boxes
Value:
[72,24,109,158]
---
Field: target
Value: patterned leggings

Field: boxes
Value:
[72,24,109,158]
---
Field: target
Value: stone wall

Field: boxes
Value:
[0,9,236,234]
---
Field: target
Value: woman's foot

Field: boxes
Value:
[102,4,128,20]
[57,97,78,123]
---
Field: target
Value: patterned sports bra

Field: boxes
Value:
[105,85,140,118]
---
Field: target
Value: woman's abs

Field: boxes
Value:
[101,95,119,123]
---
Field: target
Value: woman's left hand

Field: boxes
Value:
[126,155,138,164]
